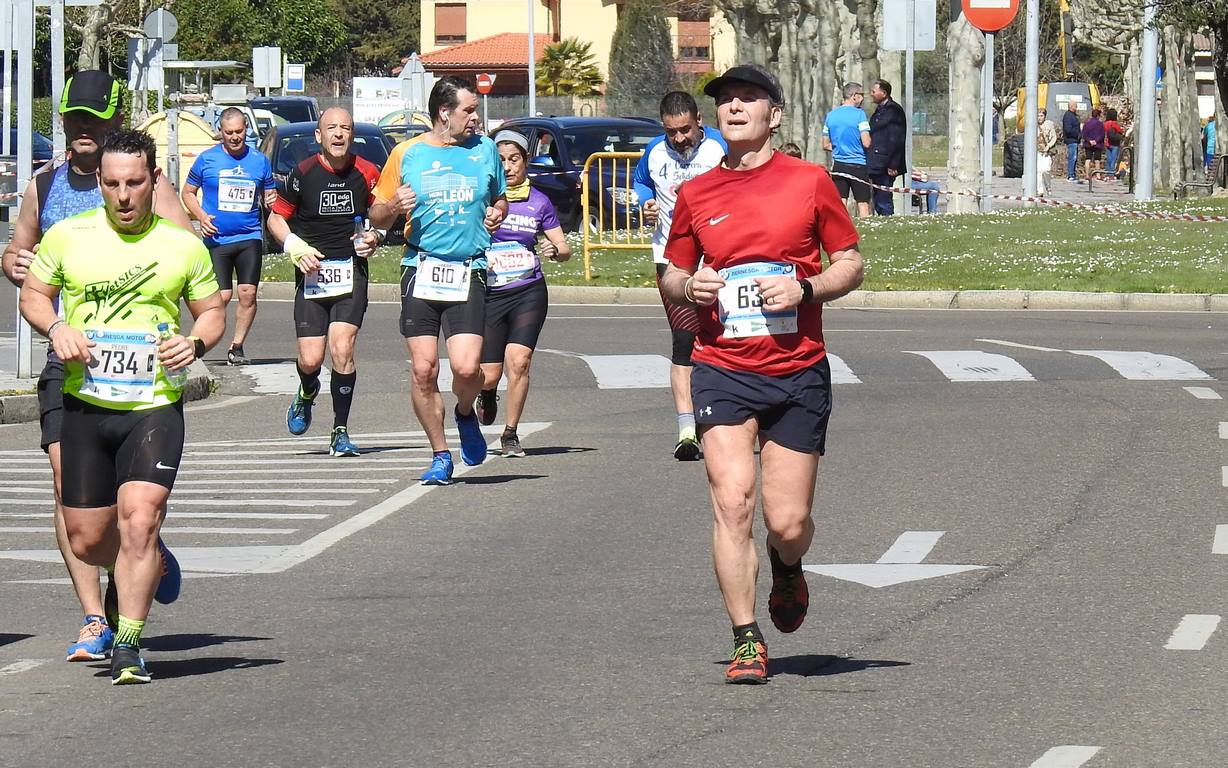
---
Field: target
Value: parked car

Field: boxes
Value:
[381,123,428,146]
[258,121,402,248]
[248,95,320,125]
[5,128,55,173]
[495,116,662,232]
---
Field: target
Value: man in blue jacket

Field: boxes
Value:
[632,91,726,460]
[867,79,906,215]
[1062,100,1082,181]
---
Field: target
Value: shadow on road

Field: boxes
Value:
[143,634,271,652]
[460,474,548,485]
[93,656,284,680]
[0,633,33,648]
[769,655,910,678]
[522,446,596,456]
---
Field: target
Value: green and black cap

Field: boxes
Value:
[59,70,122,119]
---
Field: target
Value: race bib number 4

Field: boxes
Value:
[412,256,472,302]
[716,262,799,339]
[80,329,158,404]
[486,242,538,288]
[304,257,355,300]
[217,177,257,213]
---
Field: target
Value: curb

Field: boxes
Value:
[259,281,1228,312]
[0,359,215,425]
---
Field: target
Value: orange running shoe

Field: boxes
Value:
[725,633,768,684]
[768,546,809,634]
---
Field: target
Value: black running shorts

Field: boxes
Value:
[400,265,487,339]
[37,359,64,452]
[60,395,185,508]
[294,269,369,337]
[209,239,263,290]
[690,358,833,455]
[831,161,872,204]
[481,279,549,363]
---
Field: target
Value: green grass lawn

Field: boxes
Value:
[261,198,1228,294]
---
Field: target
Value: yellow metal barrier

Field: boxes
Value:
[581,151,649,281]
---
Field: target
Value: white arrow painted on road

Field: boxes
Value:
[802,531,986,588]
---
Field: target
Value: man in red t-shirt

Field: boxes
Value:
[661,63,865,685]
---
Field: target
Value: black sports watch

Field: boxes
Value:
[189,335,206,361]
[798,278,814,304]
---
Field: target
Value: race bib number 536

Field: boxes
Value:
[716,262,799,339]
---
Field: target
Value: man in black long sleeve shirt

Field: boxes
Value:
[1062,100,1082,181]
[867,79,907,215]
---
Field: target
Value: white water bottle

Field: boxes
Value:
[352,215,366,255]
[157,322,189,389]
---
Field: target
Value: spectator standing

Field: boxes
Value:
[1062,100,1082,181]
[1082,108,1106,182]
[822,82,873,218]
[1205,116,1217,173]
[1103,108,1124,177]
[1037,107,1059,197]
[867,79,907,215]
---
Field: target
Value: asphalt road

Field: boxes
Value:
[2,297,1228,767]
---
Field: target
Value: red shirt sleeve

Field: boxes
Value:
[665,185,700,272]
[814,168,859,255]
[272,164,301,219]
[355,156,380,206]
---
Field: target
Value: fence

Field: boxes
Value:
[581,151,649,281]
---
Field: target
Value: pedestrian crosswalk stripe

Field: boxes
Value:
[906,351,1036,381]
[0,465,424,475]
[0,511,328,520]
[2,526,298,535]
[826,353,861,384]
[0,487,380,496]
[0,498,357,507]
[1068,350,1212,380]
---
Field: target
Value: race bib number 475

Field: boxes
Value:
[716,262,799,339]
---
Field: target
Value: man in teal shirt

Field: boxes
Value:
[370,76,507,485]
[1205,116,1217,173]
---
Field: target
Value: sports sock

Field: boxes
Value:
[732,622,763,643]
[678,412,696,439]
[768,545,803,575]
[115,615,145,648]
[296,363,320,400]
[331,370,356,429]
[503,425,518,437]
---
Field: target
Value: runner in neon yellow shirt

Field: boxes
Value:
[20,129,225,685]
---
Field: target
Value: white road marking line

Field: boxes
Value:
[876,531,944,564]
[183,447,429,456]
[0,659,45,676]
[0,526,298,535]
[0,511,328,520]
[906,350,1036,381]
[826,353,862,384]
[1188,387,1224,400]
[1222,469,1228,489]
[184,429,490,449]
[0,456,406,466]
[1069,350,1212,381]
[0,486,377,496]
[539,349,673,389]
[0,498,355,507]
[0,465,423,476]
[186,395,261,412]
[238,363,331,395]
[174,478,398,486]
[1213,525,1228,553]
[977,338,1062,352]
[1027,746,1101,767]
[1165,614,1221,650]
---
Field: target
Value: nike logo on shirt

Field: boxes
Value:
[709,214,731,226]
[155,461,177,470]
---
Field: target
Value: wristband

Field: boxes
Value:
[284,233,313,268]
[46,320,64,339]
[188,335,206,360]
[683,277,696,304]
[373,228,387,244]
[798,278,814,304]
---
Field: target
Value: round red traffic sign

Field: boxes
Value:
[476,72,496,95]
[961,0,1019,32]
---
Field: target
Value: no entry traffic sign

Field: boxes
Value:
[476,72,496,95]
[962,0,1019,32]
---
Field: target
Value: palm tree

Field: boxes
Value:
[536,37,604,97]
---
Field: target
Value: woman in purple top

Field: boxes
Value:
[1082,108,1106,181]
[475,129,571,457]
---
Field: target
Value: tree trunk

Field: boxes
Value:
[1156,26,1200,189]
[947,14,983,214]
[715,0,842,162]
[76,4,112,70]
[857,0,880,86]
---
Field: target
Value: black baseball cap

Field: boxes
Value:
[702,63,784,107]
[59,70,122,119]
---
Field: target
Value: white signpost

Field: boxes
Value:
[253,46,283,96]
[881,0,936,217]
[352,77,407,125]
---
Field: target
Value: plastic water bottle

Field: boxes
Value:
[352,215,365,255]
[157,322,189,389]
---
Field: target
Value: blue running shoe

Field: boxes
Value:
[111,644,151,685]
[420,452,454,486]
[154,537,181,605]
[66,615,114,662]
[286,387,316,436]
[455,406,487,466]
[330,426,360,457]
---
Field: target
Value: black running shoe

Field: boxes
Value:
[227,345,250,365]
[475,389,498,426]
[767,546,809,634]
[110,644,151,685]
[501,430,525,457]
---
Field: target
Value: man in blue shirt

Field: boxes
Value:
[1205,116,1217,172]
[182,108,276,364]
[823,82,873,218]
